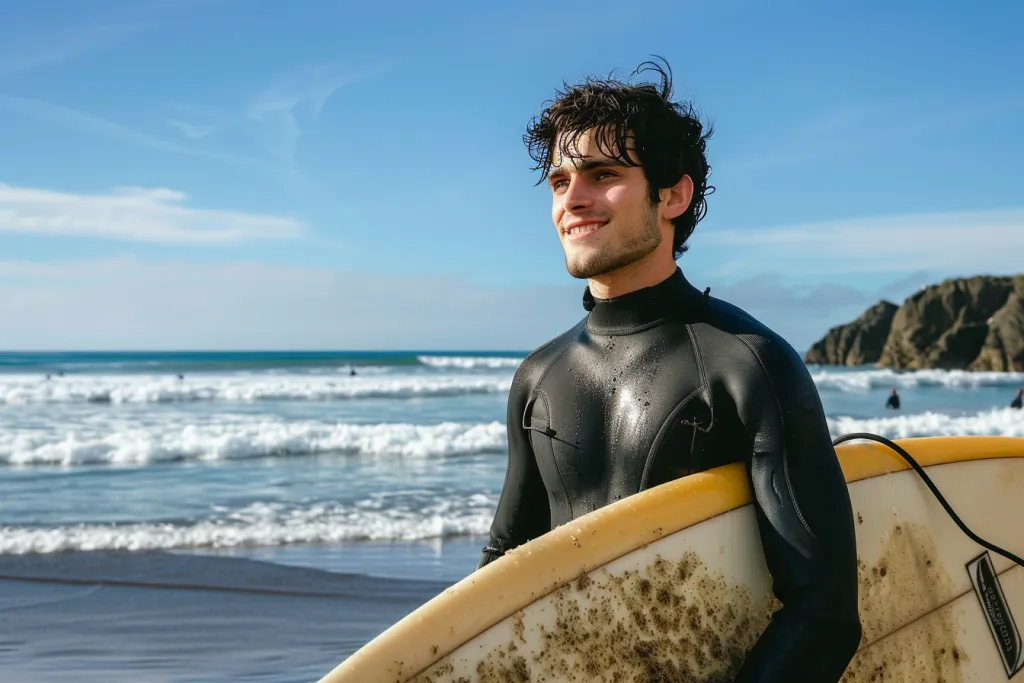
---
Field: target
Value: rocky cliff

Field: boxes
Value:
[805,275,1024,371]
[804,301,899,366]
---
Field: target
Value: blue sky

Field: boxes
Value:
[1,0,1022,351]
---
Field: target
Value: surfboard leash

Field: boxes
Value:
[832,432,1024,570]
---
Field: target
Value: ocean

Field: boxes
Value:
[1,351,1023,682]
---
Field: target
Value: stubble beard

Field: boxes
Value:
[563,203,663,280]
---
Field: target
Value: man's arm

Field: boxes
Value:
[732,333,862,682]
[477,370,550,569]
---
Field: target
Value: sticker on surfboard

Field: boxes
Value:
[967,552,1024,678]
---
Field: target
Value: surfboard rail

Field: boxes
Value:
[319,435,1024,683]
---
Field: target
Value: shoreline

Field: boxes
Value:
[0,540,477,683]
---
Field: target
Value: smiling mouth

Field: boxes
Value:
[565,222,604,239]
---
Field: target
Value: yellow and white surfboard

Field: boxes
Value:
[319,436,1024,682]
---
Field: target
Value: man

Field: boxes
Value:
[1012,388,1023,410]
[886,387,900,410]
[477,60,862,681]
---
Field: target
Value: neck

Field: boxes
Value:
[582,266,707,333]
[586,247,678,299]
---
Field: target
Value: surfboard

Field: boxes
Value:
[318,436,1024,682]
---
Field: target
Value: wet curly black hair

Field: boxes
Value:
[524,57,713,258]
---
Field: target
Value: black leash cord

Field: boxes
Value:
[832,432,1024,569]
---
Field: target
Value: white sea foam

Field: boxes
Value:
[417,355,523,370]
[828,407,1024,439]
[0,373,513,405]
[7,401,1020,468]
[0,495,498,554]
[811,368,1024,392]
[0,416,507,467]
[5,368,1017,404]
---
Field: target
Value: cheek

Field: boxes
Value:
[551,197,564,229]
[604,183,645,212]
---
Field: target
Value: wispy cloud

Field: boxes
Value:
[0,93,276,172]
[166,119,215,139]
[1,59,389,174]
[0,0,243,77]
[245,63,393,165]
[155,62,392,177]
[0,183,304,245]
[160,63,392,166]
[702,208,1024,274]
[164,102,233,140]
[0,24,145,76]
[0,257,137,279]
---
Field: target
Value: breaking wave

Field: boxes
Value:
[828,407,1024,439]
[811,368,1024,392]
[1,417,506,467]
[0,495,497,554]
[0,373,513,405]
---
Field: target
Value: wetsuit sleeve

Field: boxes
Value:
[732,334,862,682]
[476,370,550,569]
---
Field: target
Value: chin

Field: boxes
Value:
[565,256,613,280]
[567,247,659,281]
[562,256,591,280]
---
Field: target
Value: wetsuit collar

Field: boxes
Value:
[583,267,708,333]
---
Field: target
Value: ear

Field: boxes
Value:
[659,175,694,221]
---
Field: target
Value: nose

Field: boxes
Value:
[561,175,594,212]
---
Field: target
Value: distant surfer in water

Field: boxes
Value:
[477,58,861,681]
[885,387,900,410]
[1012,389,1023,410]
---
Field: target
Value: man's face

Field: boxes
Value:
[548,129,664,280]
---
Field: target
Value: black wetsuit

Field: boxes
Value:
[1012,393,1023,410]
[478,268,861,682]
[886,393,900,410]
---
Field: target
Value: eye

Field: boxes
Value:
[595,171,617,181]
[550,179,568,191]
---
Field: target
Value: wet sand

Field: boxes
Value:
[0,541,480,682]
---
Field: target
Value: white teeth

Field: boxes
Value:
[568,225,598,236]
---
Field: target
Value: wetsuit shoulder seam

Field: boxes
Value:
[733,332,818,543]
[532,320,584,389]
[514,320,583,386]
[532,390,575,519]
[685,324,711,402]
[518,322,583,522]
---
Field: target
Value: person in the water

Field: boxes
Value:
[885,387,900,410]
[1012,389,1022,410]
[477,59,861,681]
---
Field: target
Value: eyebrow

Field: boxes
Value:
[547,158,630,179]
